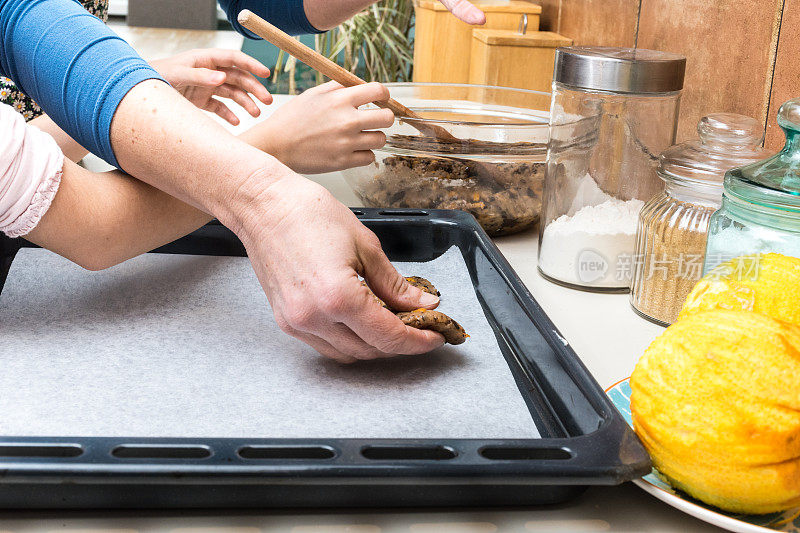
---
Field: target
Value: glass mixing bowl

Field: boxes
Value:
[342,83,551,236]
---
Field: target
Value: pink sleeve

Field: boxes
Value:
[0,103,64,238]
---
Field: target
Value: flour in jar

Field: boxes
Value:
[539,197,644,288]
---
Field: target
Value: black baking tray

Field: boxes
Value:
[0,208,649,509]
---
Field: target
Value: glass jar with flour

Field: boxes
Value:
[705,99,800,272]
[538,47,686,291]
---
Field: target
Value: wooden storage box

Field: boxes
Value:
[470,29,572,92]
[413,0,542,84]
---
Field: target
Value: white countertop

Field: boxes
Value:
[39,96,722,533]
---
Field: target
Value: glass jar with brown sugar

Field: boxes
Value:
[630,113,768,325]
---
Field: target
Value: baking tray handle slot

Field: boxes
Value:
[377,210,430,217]
[361,445,457,461]
[479,447,572,461]
[111,445,211,460]
[238,446,336,460]
[0,444,83,458]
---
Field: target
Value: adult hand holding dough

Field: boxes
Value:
[245,174,445,363]
[109,82,444,364]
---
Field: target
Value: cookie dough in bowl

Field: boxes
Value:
[343,83,550,237]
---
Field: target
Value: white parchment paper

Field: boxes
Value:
[0,247,539,439]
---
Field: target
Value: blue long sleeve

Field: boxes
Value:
[218,0,321,37]
[0,0,164,167]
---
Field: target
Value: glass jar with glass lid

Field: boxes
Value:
[630,114,768,326]
[705,99,800,272]
[539,47,686,291]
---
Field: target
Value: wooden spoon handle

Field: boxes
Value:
[237,9,419,120]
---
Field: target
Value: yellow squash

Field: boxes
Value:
[680,253,800,326]
[631,310,800,514]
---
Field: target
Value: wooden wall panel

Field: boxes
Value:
[636,0,782,143]
[536,0,562,31]
[766,0,798,153]
[557,0,639,47]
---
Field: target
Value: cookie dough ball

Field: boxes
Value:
[361,277,468,345]
[631,310,800,514]
[397,309,468,345]
[405,276,440,297]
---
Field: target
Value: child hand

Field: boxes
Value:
[151,49,273,125]
[240,81,396,174]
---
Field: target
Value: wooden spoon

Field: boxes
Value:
[237,9,460,143]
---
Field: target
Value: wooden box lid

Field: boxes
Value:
[415,0,542,14]
[472,29,572,47]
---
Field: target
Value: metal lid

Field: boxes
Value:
[554,47,686,94]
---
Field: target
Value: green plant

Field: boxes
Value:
[273,0,415,92]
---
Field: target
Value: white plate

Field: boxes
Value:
[606,378,800,533]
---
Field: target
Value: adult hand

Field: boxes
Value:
[112,81,443,363]
[438,0,486,24]
[240,81,394,174]
[150,49,273,125]
[235,171,446,363]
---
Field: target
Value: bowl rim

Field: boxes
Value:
[378,82,551,128]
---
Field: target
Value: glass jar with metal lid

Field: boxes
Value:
[539,47,686,291]
[630,114,768,325]
[704,99,800,272]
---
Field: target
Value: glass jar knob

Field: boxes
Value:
[697,113,763,147]
[739,98,800,192]
[777,98,800,135]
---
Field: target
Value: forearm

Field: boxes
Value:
[0,0,164,167]
[295,0,486,30]
[109,80,292,237]
[28,115,90,163]
[238,123,282,157]
[217,0,484,39]
[1,103,211,269]
[26,159,212,271]
[302,0,373,30]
